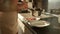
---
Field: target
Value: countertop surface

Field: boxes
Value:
[20,13,54,18]
[19,13,60,34]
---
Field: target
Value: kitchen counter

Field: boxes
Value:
[20,13,54,18]
[19,13,60,34]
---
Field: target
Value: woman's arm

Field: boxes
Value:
[0,0,18,34]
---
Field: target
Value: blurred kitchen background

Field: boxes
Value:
[17,0,60,34]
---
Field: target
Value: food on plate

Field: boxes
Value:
[26,17,36,21]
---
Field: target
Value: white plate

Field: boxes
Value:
[29,20,50,27]
[32,23,50,27]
